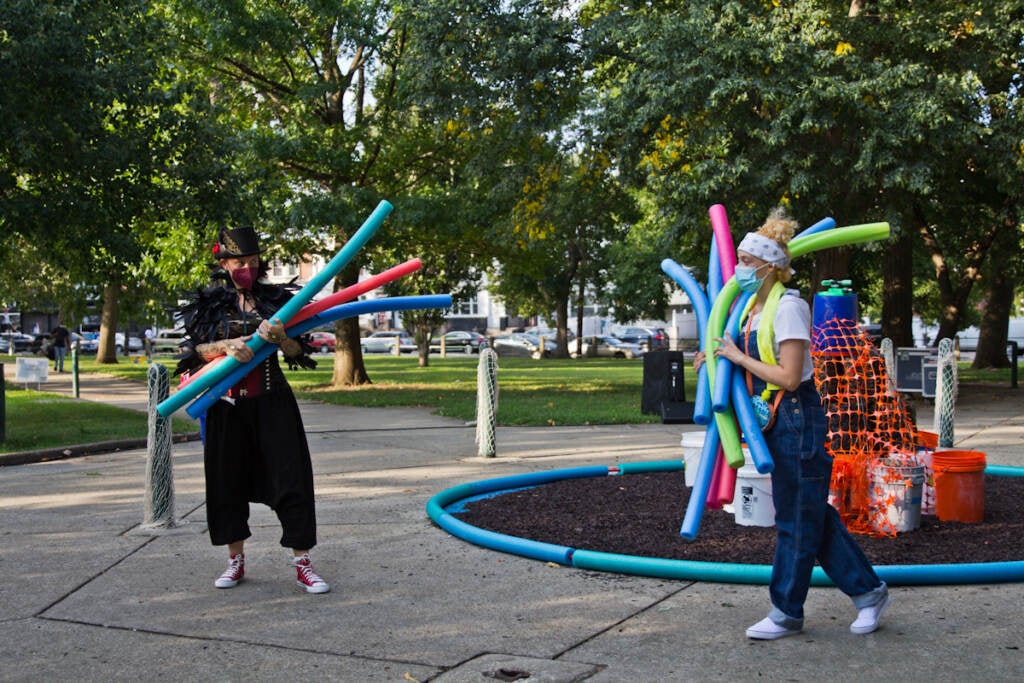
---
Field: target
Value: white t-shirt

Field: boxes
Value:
[747,290,814,383]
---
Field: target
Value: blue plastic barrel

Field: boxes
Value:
[812,280,859,356]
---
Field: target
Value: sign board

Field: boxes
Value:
[15,356,49,384]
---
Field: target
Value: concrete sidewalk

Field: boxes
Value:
[1,373,1023,681]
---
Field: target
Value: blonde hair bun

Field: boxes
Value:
[758,207,798,246]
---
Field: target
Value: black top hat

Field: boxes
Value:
[213,226,262,259]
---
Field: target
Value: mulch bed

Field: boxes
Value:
[453,471,1023,565]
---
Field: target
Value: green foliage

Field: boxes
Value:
[489,146,638,335]
[1,0,242,328]
[3,0,1022,365]
[582,0,1024,331]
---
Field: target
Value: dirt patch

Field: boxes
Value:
[454,471,1021,565]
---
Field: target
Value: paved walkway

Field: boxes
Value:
[1,371,1023,681]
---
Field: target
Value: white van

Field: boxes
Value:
[914,315,1024,351]
[954,318,1024,351]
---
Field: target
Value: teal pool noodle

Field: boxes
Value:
[184,294,451,418]
[156,200,393,417]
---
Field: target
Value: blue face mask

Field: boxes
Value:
[735,264,768,293]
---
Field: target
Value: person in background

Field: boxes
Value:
[51,323,71,372]
[695,207,890,639]
[176,225,329,594]
[144,327,155,362]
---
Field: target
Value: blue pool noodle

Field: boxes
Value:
[185,294,452,418]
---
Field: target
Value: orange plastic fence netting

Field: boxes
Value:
[812,318,923,537]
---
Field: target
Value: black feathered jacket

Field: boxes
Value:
[174,272,317,378]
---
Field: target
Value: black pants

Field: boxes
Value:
[203,387,317,550]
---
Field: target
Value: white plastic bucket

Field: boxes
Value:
[680,431,706,487]
[870,458,925,533]
[733,464,775,527]
[918,448,935,515]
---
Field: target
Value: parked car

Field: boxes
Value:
[614,326,670,352]
[0,330,35,354]
[306,331,336,353]
[114,332,144,355]
[573,336,645,359]
[151,328,187,354]
[72,332,98,354]
[361,330,416,354]
[429,331,488,354]
[524,327,575,342]
[491,332,555,359]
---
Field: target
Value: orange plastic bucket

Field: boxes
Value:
[931,450,986,523]
[917,430,939,451]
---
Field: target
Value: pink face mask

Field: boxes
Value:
[230,266,258,291]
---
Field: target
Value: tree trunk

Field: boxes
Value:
[553,296,570,358]
[913,204,992,345]
[811,247,850,296]
[973,275,1013,368]
[574,279,585,358]
[973,219,1019,368]
[330,260,371,386]
[96,281,121,364]
[880,227,915,346]
[415,320,432,368]
[332,316,370,385]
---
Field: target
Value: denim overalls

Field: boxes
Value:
[745,323,887,629]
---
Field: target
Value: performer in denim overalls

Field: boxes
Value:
[696,208,890,639]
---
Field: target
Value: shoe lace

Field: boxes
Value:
[294,557,324,585]
[222,554,243,577]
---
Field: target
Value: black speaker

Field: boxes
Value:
[660,400,694,424]
[642,350,693,422]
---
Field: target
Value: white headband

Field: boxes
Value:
[738,232,790,268]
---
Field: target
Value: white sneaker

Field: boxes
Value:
[851,594,891,634]
[746,617,801,640]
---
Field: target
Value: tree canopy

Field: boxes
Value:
[582,0,1023,360]
[3,0,1022,370]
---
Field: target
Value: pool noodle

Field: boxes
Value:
[176,257,422,394]
[797,216,836,238]
[660,259,712,424]
[680,418,720,539]
[703,279,746,467]
[708,235,723,302]
[684,216,887,539]
[708,204,737,280]
[157,199,394,417]
[185,294,452,418]
[711,290,754,506]
[286,258,422,328]
[790,222,888,257]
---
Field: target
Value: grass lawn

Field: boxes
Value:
[289,356,668,425]
[55,354,673,426]
[2,350,1020,453]
[0,355,194,454]
[0,387,193,453]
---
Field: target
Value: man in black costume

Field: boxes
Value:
[176,226,329,593]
